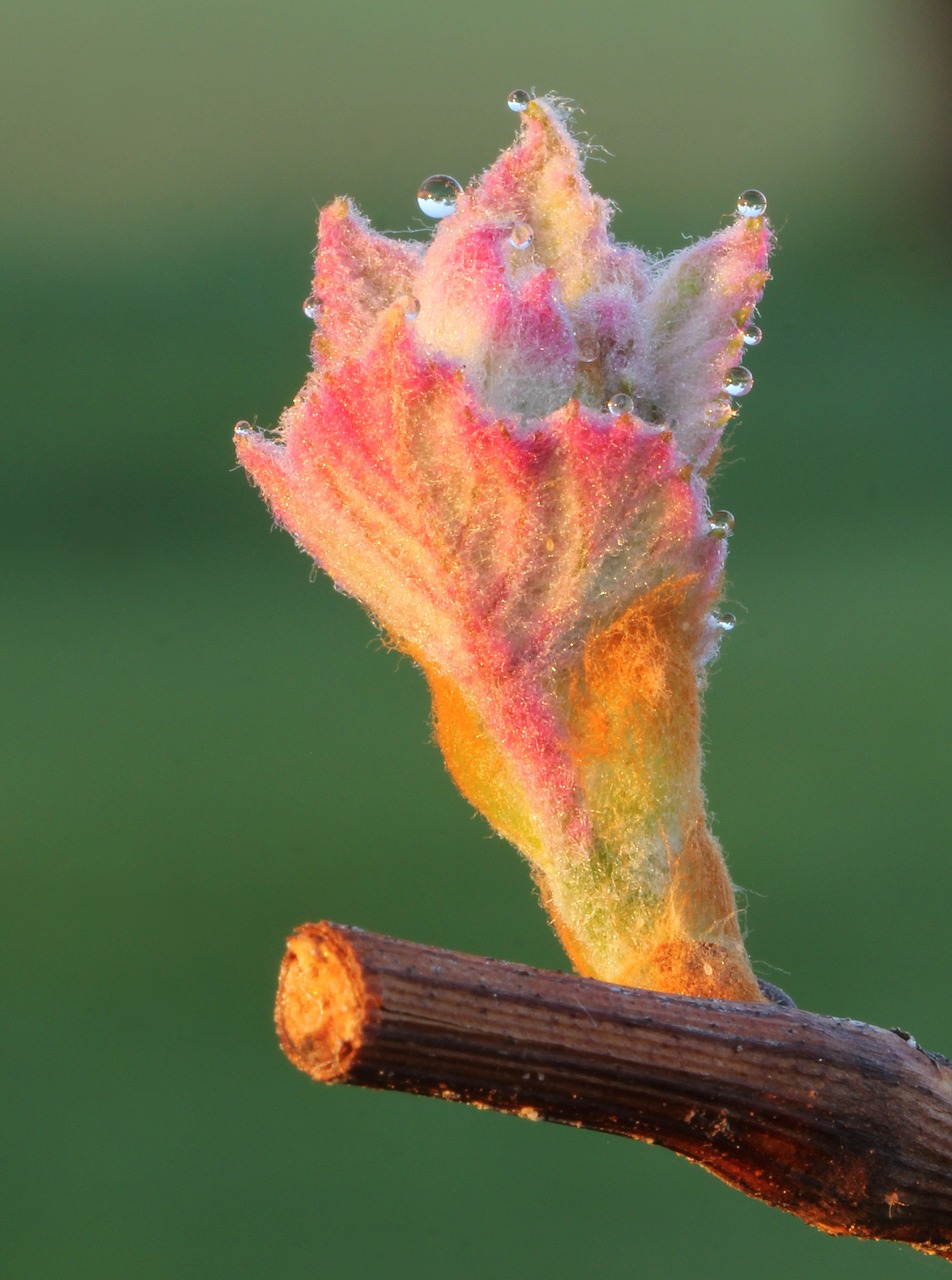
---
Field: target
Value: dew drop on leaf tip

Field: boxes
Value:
[736,189,767,218]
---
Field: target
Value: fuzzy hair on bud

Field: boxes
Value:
[237,95,772,999]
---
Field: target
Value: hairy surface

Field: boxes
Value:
[238,97,772,996]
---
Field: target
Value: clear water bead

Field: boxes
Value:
[736,189,767,218]
[607,393,634,417]
[417,175,463,219]
[710,395,736,425]
[742,323,763,347]
[709,510,735,538]
[507,90,531,112]
[508,222,533,250]
[723,366,754,397]
[234,420,252,435]
[303,296,321,320]
[715,612,737,633]
[577,335,599,363]
[395,294,420,319]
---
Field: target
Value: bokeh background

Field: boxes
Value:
[5,1,952,1275]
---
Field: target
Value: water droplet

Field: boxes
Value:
[303,296,321,320]
[709,510,735,538]
[508,222,533,250]
[234,419,252,435]
[507,89,531,112]
[742,323,763,347]
[736,189,767,219]
[545,536,556,553]
[417,174,463,219]
[709,395,736,426]
[714,612,736,633]
[395,293,419,319]
[723,366,753,397]
[607,393,634,417]
[576,335,599,363]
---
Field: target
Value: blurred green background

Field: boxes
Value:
[4,0,952,1275]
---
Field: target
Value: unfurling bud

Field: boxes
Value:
[237,94,772,999]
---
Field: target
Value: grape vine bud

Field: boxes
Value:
[237,95,772,999]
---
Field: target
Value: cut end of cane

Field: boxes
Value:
[275,923,366,1080]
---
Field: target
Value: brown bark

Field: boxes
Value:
[276,921,952,1262]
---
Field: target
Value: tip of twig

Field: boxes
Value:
[275,924,366,1080]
